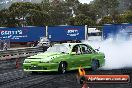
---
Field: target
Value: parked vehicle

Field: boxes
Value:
[37,37,50,47]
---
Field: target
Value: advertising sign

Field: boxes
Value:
[48,26,85,41]
[0,27,46,42]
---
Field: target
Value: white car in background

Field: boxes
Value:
[37,37,50,47]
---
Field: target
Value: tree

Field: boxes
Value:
[8,2,40,26]
[129,1,132,11]
[99,16,113,25]
[68,14,95,26]
[0,9,9,27]
[41,0,51,12]
[65,0,80,16]
[77,3,96,20]
[27,9,50,26]
[125,11,132,23]
[92,0,119,18]
[118,0,131,13]
[68,17,75,25]
[114,15,127,23]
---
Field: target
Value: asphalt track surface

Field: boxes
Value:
[0,58,132,88]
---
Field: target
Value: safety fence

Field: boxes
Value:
[0,47,43,60]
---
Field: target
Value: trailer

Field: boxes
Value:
[103,23,132,40]
[0,25,88,47]
[47,25,86,42]
[0,26,46,47]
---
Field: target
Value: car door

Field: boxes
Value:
[69,44,83,69]
[79,44,95,67]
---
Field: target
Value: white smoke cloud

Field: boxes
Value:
[83,39,132,69]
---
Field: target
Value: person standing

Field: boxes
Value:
[3,42,7,51]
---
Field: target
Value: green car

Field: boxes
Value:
[23,43,105,73]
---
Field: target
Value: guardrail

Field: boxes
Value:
[0,47,43,60]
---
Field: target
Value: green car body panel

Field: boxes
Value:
[23,43,105,72]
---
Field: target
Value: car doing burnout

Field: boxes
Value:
[23,43,105,73]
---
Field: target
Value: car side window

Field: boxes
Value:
[72,45,81,55]
[81,45,94,54]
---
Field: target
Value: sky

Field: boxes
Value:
[78,0,93,4]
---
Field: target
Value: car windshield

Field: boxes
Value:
[45,44,70,53]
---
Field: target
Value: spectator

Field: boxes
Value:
[3,42,7,51]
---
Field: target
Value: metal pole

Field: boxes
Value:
[85,25,88,40]
[101,25,104,41]
[46,26,48,39]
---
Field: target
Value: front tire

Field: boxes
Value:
[91,59,99,71]
[58,62,67,74]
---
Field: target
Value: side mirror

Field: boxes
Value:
[71,52,76,55]
[95,47,100,52]
[95,49,99,51]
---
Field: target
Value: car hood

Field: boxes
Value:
[25,52,66,63]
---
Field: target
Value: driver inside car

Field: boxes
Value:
[72,46,81,55]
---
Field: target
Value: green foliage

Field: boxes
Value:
[99,11,132,25]
[99,16,113,25]
[1,0,132,27]
[27,10,50,26]
[114,15,127,23]
[92,0,119,18]
[125,12,132,23]
[0,9,9,27]
[7,2,51,26]
[68,17,75,25]
[9,2,39,17]
[49,2,71,25]
[77,3,96,20]
[68,14,95,26]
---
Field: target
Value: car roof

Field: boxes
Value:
[54,43,80,45]
[63,43,88,48]
[63,43,83,46]
[54,43,89,49]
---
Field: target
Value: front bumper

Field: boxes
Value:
[23,62,58,72]
[24,69,58,72]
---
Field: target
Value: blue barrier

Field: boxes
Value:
[0,26,46,42]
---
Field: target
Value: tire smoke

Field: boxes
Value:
[83,39,132,69]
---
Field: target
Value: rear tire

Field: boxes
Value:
[58,62,67,74]
[91,59,99,71]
